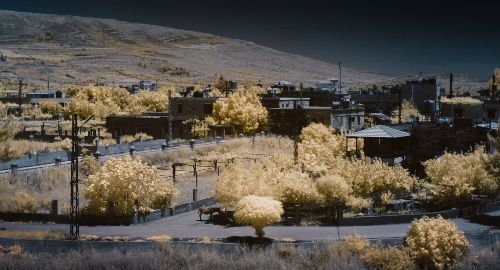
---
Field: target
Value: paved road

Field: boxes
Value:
[1,209,496,242]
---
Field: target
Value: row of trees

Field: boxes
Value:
[215,123,416,214]
[64,85,175,120]
[214,122,500,241]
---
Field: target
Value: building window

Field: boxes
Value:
[357,116,361,125]
[177,104,183,114]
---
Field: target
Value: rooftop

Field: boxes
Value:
[347,125,410,138]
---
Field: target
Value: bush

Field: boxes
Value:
[81,155,100,176]
[84,156,177,215]
[39,100,63,116]
[234,195,284,237]
[277,171,320,205]
[317,174,351,204]
[406,216,469,269]
[298,123,346,172]
[423,147,497,204]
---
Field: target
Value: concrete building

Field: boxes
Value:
[170,97,225,121]
[260,97,310,110]
[315,78,339,92]
[26,89,69,106]
[401,78,443,116]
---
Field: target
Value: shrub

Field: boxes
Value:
[234,195,284,237]
[84,156,177,215]
[317,174,351,204]
[406,216,469,269]
[423,147,497,204]
[215,154,295,207]
[81,155,100,176]
[361,245,415,270]
[39,100,63,116]
[120,132,153,143]
[277,171,320,205]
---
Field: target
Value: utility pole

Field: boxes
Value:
[69,114,93,239]
[167,89,173,146]
[338,62,342,94]
[17,79,24,117]
[69,115,79,239]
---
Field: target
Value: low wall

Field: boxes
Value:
[1,231,498,254]
[339,209,458,226]
[0,197,217,225]
[0,151,70,171]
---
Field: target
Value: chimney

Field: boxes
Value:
[449,73,453,98]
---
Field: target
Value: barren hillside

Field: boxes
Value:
[0,10,387,88]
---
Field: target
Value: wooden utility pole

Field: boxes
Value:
[18,79,23,117]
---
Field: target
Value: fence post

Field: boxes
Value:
[172,164,176,185]
[10,164,18,175]
[55,156,62,166]
[193,188,198,202]
[51,200,58,216]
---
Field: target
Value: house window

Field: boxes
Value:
[177,104,183,114]
[357,116,361,125]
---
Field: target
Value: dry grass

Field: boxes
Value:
[0,243,366,270]
[0,139,71,161]
[441,96,483,105]
[0,136,292,214]
[0,166,72,214]
[0,240,497,269]
[0,230,68,240]
[147,235,172,242]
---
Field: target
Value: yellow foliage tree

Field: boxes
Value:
[127,91,169,115]
[84,156,177,215]
[212,90,268,134]
[234,195,284,237]
[64,85,130,120]
[406,216,469,269]
[391,100,420,124]
[423,147,497,204]
[298,123,346,173]
[215,154,297,207]
[277,170,320,205]
[39,100,63,116]
[317,174,351,204]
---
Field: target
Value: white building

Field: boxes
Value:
[315,78,339,92]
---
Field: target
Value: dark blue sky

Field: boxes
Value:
[1,0,499,79]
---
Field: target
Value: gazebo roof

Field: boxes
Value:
[347,125,410,138]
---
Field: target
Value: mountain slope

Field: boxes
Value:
[0,10,387,87]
